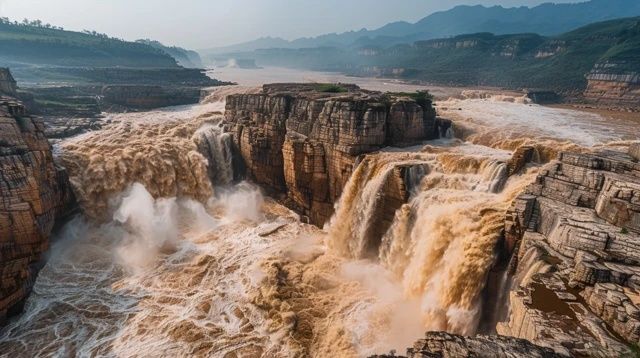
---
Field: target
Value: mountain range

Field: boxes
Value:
[223,16,640,92]
[203,0,640,55]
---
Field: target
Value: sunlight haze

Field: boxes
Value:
[0,0,578,48]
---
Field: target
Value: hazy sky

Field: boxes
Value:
[0,0,579,49]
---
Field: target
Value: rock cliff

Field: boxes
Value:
[496,147,640,356]
[370,332,562,358]
[584,61,640,110]
[223,83,442,225]
[101,85,203,110]
[0,69,17,97]
[0,97,75,323]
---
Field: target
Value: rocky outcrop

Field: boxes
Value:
[631,143,640,162]
[371,332,562,358]
[101,85,202,110]
[525,90,561,104]
[584,61,640,110]
[0,69,17,97]
[223,83,441,225]
[497,147,640,356]
[0,97,75,324]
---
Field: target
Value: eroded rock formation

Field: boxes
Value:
[0,69,17,97]
[497,147,640,356]
[370,331,562,358]
[0,97,75,323]
[223,83,441,225]
[101,85,203,110]
[584,61,640,110]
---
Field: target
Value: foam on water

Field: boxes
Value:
[439,96,638,147]
[1,80,638,357]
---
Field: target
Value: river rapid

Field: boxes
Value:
[0,67,637,358]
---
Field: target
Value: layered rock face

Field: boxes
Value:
[223,84,440,225]
[584,61,640,109]
[101,85,202,110]
[0,69,17,96]
[0,97,74,323]
[371,332,562,358]
[497,147,640,356]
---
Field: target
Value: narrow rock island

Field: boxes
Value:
[223,83,447,225]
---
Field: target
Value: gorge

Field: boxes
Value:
[0,65,639,358]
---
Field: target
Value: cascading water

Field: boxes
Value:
[194,122,235,186]
[327,157,397,259]
[2,80,638,357]
[329,142,538,337]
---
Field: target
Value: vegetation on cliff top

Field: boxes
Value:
[314,83,348,93]
[0,18,179,68]
[136,39,204,68]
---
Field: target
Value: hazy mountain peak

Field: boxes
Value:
[205,0,640,54]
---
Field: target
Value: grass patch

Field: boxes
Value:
[624,343,640,358]
[315,83,348,93]
[622,228,630,235]
[388,90,434,107]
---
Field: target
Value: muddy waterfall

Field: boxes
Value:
[1,83,639,357]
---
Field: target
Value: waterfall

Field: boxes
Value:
[195,122,235,186]
[480,161,508,193]
[404,164,428,195]
[327,157,396,259]
[329,145,536,337]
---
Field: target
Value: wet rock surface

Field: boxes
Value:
[370,331,563,358]
[497,147,640,356]
[223,83,442,225]
[0,97,75,323]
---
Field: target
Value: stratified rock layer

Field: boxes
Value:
[371,332,562,358]
[0,97,74,323]
[498,147,640,356]
[223,83,440,225]
[584,61,640,110]
[101,85,202,110]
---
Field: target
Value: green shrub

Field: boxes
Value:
[315,83,348,93]
[622,228,629,235]
[388,90,434,107]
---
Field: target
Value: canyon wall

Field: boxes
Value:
[584,61,640,109]
[497,148,640,356]
[101,85,203,110]
[0,96,75,323]
[223,83,442,225]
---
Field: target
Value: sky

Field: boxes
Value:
[0,0,579,49]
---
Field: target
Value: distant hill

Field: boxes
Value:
[204,0,640,54]
[0,19,179,68]
[235,17,640,92]
[137,39,203,68]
